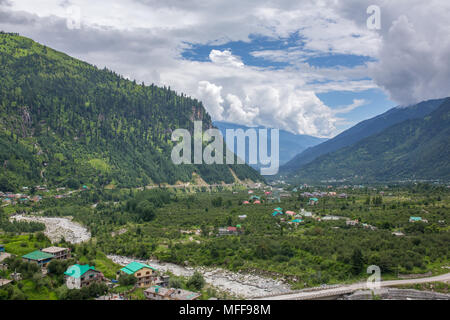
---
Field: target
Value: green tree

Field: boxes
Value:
[187,271,205,291]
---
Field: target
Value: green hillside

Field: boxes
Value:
[291,98,450,183]
[0,32,261,191]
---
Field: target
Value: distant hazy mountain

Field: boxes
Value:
[288,98,450,183]
[213,121,326,168]
[281,98,447,173]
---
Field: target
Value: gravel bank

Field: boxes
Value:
[108,254,292,298]
[10,215,91,244]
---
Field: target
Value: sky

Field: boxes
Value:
[0,0,449,138]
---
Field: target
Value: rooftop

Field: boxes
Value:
[22,250,54,261]
[120,261,157,275]
[41,246,69,254]
[64,264,97,278]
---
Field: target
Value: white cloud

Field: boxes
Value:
[1,0,448,136]
[333,99,367,114]
[197,81,225,121]
[209,50,244,68]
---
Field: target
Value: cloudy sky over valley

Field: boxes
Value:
[1,0,449,137]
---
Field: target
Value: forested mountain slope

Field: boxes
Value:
[290,98,450,183]
[281,98,446,173]
[0,32,261,191]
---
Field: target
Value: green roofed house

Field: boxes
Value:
[22,250,54,267]
[409,216,424,223]
[120,261,158,288]
[64,264,103,289]
[292,219,303,224]
[309,198,319,205]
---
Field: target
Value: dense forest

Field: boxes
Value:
[0,33,261,191]
[288,98,450,183]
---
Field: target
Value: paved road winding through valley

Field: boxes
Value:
[254,273,450,300]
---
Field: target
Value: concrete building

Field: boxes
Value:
[0,278,12,288]
[64,264,103,289]
[144,286,201,300]
[22,250,54,267]
[120,261,158,288]
[41,247,71,260]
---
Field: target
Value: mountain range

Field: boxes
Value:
[213,121,326,168]
[281,97,447,174]
[0,32,262,191]
[282,98,450,183]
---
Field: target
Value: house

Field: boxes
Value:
[299,209,313,217]
[0,251,11,268]
[154,275,170,288]
[392,232,405,237]
[22,250,54,267]
[10,272,22,281]
[243,201,250,205]
[65,264,104,289]
[253,200,261,204]
[309,198,319,205]
[291,219,303,224]
[218,226,242,236]
[238,215,247,220]
[338,193,348,199]
[0,244,4,253]
[346,220,359,226]
[120,261,158,288]
[285,211,296,216]
[144,286,201,300]
[362,223,377,230]
[31,195,42,203]
[41,247,71,260]
[0,278,12,288]
[409,216,424,223]
[322,215,342,221]
[96,294,126,300]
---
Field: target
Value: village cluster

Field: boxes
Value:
[0,185,90,207]
[236,186,427,235]
[0,244,201,300]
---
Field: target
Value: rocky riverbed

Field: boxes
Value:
[107,254,293,298]
[10,215,91,244]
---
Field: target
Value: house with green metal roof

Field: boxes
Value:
[120,261,158,288]
[22,250,54,267]
[64,264,103,289]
